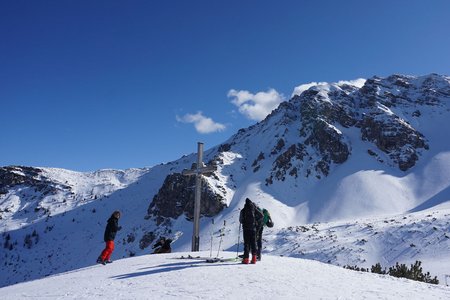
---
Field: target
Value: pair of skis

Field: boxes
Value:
[206,257,239,263]
[176,254,239,263]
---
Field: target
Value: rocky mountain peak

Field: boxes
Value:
[216,74,449,184]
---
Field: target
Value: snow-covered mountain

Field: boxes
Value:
[1,73,450,288]
[2,252,450,300]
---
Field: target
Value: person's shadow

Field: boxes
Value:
[111,260,219,280]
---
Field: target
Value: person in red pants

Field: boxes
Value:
[97,211,122,265]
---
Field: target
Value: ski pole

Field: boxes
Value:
[210,218,214,258]
[216,220,226,258]
[236,222,241,258]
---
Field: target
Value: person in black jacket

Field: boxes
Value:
[97,210,122,265]
[239,198,262,264]
[152,237,173,254]
[255,207,273,261]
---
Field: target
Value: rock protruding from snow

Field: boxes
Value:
[147,173,226,225]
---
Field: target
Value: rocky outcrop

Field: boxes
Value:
[268,144,307,183]
[0,166,65,196]
[271,138,286,155]
[252,152,265,172]
[305,119,350,165]
[360,112,428,171]
[146,173,226,225]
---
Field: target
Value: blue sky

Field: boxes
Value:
[1,0,449,171]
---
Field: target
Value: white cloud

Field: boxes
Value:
[176,111,226,134]
[227,88,285,121]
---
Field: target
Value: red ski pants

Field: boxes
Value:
[100,240,115,261]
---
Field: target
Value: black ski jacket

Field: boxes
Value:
[240,199,262,231]
[153,238,173,251]
[104,215,121,242]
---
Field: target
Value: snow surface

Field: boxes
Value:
[1,252,450,300]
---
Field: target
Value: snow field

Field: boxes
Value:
[2,251,450,300]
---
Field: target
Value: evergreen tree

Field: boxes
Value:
[371,263,386,274]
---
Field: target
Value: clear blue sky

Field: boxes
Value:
[1,0,449,171]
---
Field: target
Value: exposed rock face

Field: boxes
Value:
[360,111,428,171]
[217,143,231,153]
[252,152,265,172]
[305,120,350,164]
[146,173,226,225]
[0,166,63,196]
[269,144,307,182]
[271,138,286,155]
[139,232,156,250]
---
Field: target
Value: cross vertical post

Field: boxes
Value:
[192,142,203,251]
[182,142,216,252]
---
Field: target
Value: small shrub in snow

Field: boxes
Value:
[371,263,386,274]
[388,261,439,284]
[345,261,439,284]
[344,265,369,272]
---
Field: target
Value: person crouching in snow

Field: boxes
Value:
[97,210,122,265]
[152,237,173,254]
[239,198,259,264]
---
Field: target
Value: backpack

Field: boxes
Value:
[240,202,257,230]
[263,208,274,228]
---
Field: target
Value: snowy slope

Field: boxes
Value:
[0,165,178,286]
[1,73,450,289]
[265,208,450,282]
[1,252,450,300]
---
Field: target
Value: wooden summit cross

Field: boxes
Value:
[182,142,217,251]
